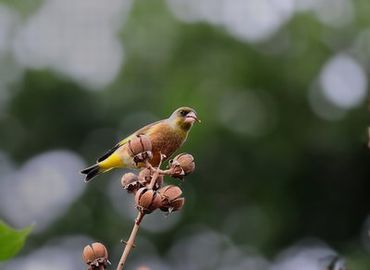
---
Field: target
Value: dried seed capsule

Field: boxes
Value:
[174,153,195,175]
[91,242,108,260]
[160,197,185,213]
[158,185,182,201]
[82,242,109,268]
[150,192,163,210]
[171,197,185,210]
[133,151,153,164]
[128,134,152,157]
[158,185,185,213]
[139,189,154,210]
[121,172,139,193]
[138,168,163,189]
[135,188,161,213]
[138,168,152,185]
[168,165,185,179]
[169,153,195,179]
[82,245,95,265]
[135,188,153,209]
[134,188,145,206]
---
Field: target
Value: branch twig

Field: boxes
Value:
[116,211,145,270]
[116,154,165,270]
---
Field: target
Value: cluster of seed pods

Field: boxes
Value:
[121,135,195,214]
[82,134,196,269]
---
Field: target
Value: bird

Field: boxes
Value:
[81,107,200,182]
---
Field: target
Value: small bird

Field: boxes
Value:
[81,107,200,182]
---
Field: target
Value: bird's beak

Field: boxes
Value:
[185,111,201,123]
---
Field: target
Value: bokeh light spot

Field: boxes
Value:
[12,0,132,89]
[167,0,294,42]
[319,54,367,109]
[0,150,86,232]
[272,242,335,270]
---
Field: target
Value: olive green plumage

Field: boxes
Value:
[81,107,199,182]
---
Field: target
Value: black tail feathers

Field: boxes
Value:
[81,164,101,182]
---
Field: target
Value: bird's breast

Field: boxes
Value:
[148,124,186,165]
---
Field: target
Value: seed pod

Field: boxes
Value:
[138,168,163,189]
[172,197,185,209]
[150,192,163,210]
[158,185,185,213]
[158,185,182,201]
[135,188,153,209]
[128,134,152,157]
[121,173,140,193]
[82,245,96,265]
[138,168,152,185]
[133,151,153,164]
[82,242,109,268]
[169,153,195,179]
[159,198,185,213]
[135,188,161,213]
[169,165,185,179]
[174,153,195,174]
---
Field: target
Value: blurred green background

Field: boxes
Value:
[0,0,369,269]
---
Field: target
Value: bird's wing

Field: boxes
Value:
[96,143,121,162]
[96,120,163,162]
[132,119,163,137]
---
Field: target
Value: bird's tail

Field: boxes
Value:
[81,164,103,182]
[81,152,123,182]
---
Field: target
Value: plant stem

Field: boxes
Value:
[116,211,145,270]
[148,154,164,189]
[117,155,165,269]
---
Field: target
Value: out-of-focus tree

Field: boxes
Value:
[0,0,369,269]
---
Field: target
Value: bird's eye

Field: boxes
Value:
[180,110,187,116]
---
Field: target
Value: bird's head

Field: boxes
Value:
[169,107,200,131]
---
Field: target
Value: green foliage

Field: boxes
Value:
[0,221,32,261]
[0,0,369,268]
